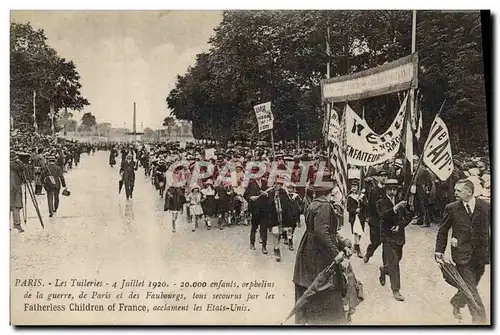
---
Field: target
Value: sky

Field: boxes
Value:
[10,10,223,129]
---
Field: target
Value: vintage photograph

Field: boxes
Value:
[9,10,491,325]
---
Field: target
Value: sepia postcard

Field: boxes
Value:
[9,9,491,326]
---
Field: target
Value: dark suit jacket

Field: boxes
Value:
[243,179,271,217]
[377,195,409,245]
[435,199,490,265]
[120,160,138,182]
[367,184,386,224]
[42,163,66,190]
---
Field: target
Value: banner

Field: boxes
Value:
[346,93,408,166]
[422,116,454,181]
[327,108,341,144]
[321,53,418,102]
[254,102,274,133]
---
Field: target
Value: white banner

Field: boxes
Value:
[254,101,274,133]
[327,108,340,144]
[422,116,454,181]
[321,53,418,102]
[346,93,408,166]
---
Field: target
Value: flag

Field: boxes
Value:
[322,103,330,139]
[330,105,348,198]
[422,116,454,181]
[412,92,423,140]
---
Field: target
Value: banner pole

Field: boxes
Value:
[270,129,275,160]
[404,99,446,200]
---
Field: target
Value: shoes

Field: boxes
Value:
[379,266,386,286]
[288,240,294,251]
[14,226,25,233]
[452,305,463,321]
[262,247,268,255]
[250,245,256,250]
[393,291,405,301]
[274,248,281,262]
[363,255,370,263]
[49,213,53,217]
[354,244,363,258]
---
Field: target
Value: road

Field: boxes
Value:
[10,151,490,325]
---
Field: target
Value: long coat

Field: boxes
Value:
[293,196,347,290]
[10,160,24,209]
[435,199,490,265]
[109,149,117,165]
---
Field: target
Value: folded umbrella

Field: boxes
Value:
[281,251,346,324]
[438,261,481,311]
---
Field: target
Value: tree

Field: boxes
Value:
[80,112,96,132]
[66,119,78,132]
[162,116,176,138]
[166,10,488,151]
[10,22,90,133]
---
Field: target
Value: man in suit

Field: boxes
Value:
[364,170,388,263]
[32,148,46,195]
[42,156,67,217]
[243,166,271,254]
[435,179,489,323]
[120,153,138,200]
[376,179,409,301]
[10,151,26,233]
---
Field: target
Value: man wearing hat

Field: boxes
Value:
[41,155,67,217]
[244,166,272,254]
[364,169,388,263]
[376,179,408,301]
[32,148,46,195]
[293,172,351,324]
[10,151,25,232]
[120,153,138,200]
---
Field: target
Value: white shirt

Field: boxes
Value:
[462,197,476,214]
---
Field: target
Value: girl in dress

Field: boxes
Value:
[186,185,204,232]
[164,165,186,233]
[201,179,216,230]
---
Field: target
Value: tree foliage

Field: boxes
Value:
[166,10,487,151]
[80,112,97,131]
[10,22,90,133]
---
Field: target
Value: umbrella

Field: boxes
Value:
[438,262,481,311]
[119,180,124,194]
[281,251,347,324]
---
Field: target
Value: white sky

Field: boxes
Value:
[10,10,223,129]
